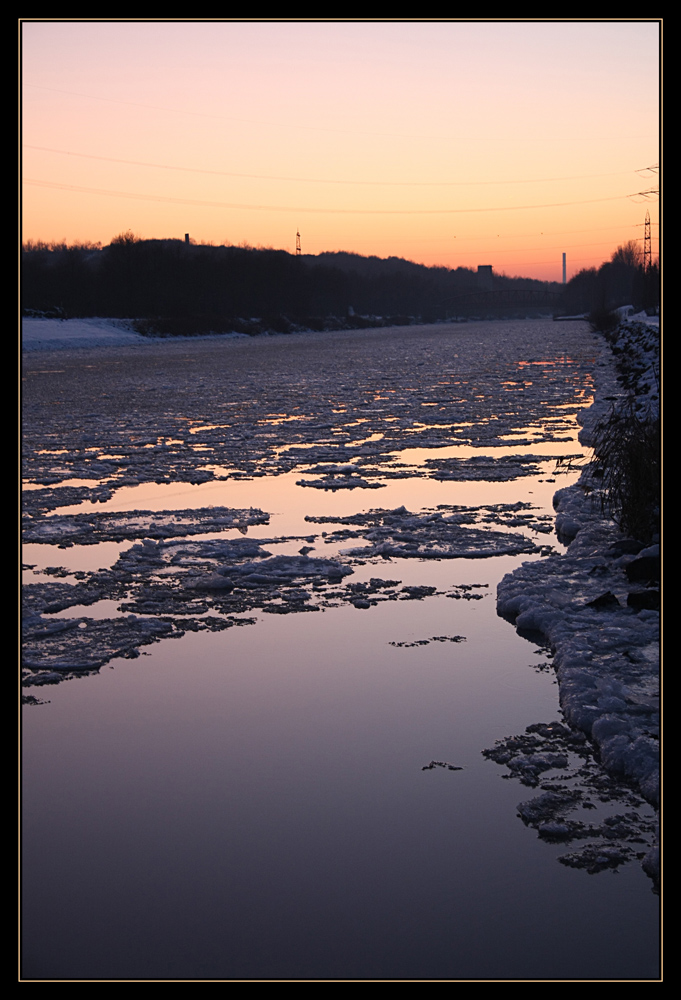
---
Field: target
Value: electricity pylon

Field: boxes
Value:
[643,210,652,272]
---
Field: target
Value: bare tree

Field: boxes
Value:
[610,241,642,268]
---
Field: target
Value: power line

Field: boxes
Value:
[24,178,631,216]
[303,237,656,261]
[629,188,659,202]
[22,144,638,189]
[320,224,658,247]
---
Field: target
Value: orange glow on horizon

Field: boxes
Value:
[21,21,660,282]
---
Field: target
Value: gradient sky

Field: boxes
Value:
[21,20,660,281]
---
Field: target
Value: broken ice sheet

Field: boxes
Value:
[483,721,658,887]
[308,505,543,559]
[21,501,523,686]
[389,635,466,648]
[22,505,270,546]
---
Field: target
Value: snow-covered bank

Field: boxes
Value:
[496,321,660,877]
[21,317,147,351]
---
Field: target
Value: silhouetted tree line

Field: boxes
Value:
[559,241,659,319]
[22,233,569,335]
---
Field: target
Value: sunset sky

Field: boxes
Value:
[21,20,660,282]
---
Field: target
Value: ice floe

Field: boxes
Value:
[307,504,551,559]
[23,505,270,545]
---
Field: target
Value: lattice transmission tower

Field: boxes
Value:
[643,209,652,272]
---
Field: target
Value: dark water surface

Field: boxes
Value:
[22,321,659,980]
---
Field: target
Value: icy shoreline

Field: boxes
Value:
[496,320,660,877]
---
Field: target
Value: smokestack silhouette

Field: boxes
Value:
[562,253,566,285]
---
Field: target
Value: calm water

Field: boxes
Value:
[22,322,659,980]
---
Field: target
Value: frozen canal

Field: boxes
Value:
[21,320,659,980]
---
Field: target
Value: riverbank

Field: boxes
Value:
[496,319,660,881]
